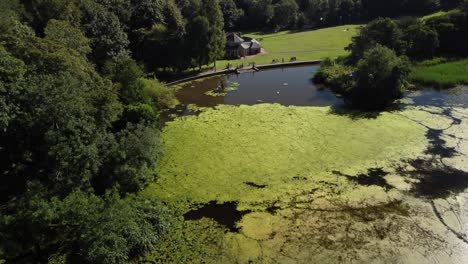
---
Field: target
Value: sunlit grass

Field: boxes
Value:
[214,25,360,70]
[410,59,468,88]
[420,9,460,21]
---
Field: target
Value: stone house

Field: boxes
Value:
[225,33,262,59]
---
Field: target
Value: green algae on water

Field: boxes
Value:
[147,104,428,207]
[140,103,468,263]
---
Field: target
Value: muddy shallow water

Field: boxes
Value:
[150,67,468,263]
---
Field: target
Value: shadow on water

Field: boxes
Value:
[183,201,250,232]
[395,105,468,199]
[398,159,468,199]
[244,182,267,189]
[328,104,382,120]
[333,168,394,190]
[424,128,458,158]
[405,87,468,107]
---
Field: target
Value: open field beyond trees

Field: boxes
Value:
[215,25,360,70]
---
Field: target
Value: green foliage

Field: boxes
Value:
[219,0,244,30]
[425,9,468,56]
[0,45,25,132]
[44,19,91,56]
[122,104,159,125]
[0,14,165,263]
[271,0,299,30]
[313,60,353,86]
[98,124,161,194]
[203,0,226,63]
[347,18,405,63]
[80,1,129,65]
[184,0,225,70]
[103,55,177,110]
[187,16,211,69]
[22,0,82,34]
[319,45,410,110]
[139,78,179,109]
[103,55,145,90]
[0,189,169,263]
[400,18,439,59]
[348,45,410,109]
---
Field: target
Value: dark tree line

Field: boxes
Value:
[221,0,464,31]
[6,0,463,72]
[8,0,226,72]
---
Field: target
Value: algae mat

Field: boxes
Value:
[142,104,468,263]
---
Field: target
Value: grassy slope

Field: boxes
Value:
[410,59,468,88]
[214,25,360,70]
[421,9,461,21]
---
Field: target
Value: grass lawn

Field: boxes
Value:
[410,58,468,88]
[214,25,360,70]
[421,9,460,21]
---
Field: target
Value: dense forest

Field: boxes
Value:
[2,0,465,72]
[0,0,467,263]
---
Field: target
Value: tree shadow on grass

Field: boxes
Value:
[328,103,382,120]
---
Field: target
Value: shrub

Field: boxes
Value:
[346,18,406,63]
[425,9,468,56]
[401,20,439,59]
[321,45,410,110]
[313,63,354,89]
[122,103,159,126]
[0,190,169,263]
[138,78,179,109]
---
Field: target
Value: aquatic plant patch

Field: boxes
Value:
[141,103,468,263]
[144,104,429,207]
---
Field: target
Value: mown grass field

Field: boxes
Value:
[421,9,462,21]
[214,25,360,70]
[410,58,468,88]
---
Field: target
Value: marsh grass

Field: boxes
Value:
[410,59,468,88]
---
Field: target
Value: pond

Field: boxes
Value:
[175,65,468,109]
[148,66,468,263]
[175,65,342,107]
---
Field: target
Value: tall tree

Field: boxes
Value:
[202,0,226,67]
[80,1,129,65]
[219,0,244,30]
[271,0,299,30]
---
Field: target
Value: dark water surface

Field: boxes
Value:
[176,65,342,107]
[175,65,468,109]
